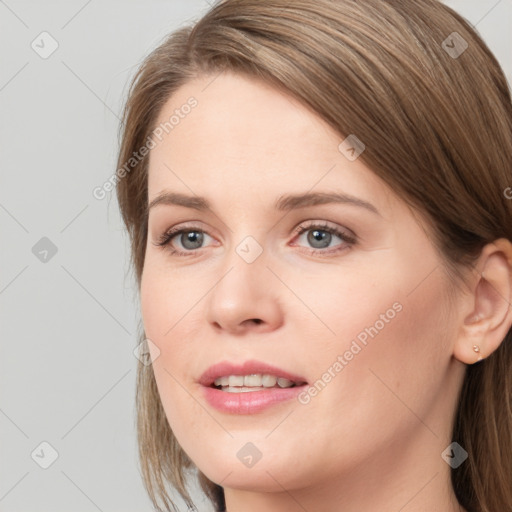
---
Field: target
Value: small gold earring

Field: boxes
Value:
[473,344,483,361]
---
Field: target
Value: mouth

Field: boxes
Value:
[199,360,309,414]
[210,373,307,393]
[199,360,308,393]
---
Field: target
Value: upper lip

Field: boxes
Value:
[199,360,308,387]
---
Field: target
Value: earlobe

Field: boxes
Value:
[454,311,486,365]
[453,238,512,365]
[472,344,483,362]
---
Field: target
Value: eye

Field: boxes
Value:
[153,221,356,257]
[153,226,214,256]
[291,221,356,255]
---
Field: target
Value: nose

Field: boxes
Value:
[205,247,284,335]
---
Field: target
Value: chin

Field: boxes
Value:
[194,448,312,493]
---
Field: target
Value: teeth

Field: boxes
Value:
[277,377,294,388]
[262,375,277,387]
[228,376,244,387]
[213,374,296,389]
[244,374,261,386]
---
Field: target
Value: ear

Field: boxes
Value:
[454,238,512,365]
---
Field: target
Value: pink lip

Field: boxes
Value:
[198,360,308,415]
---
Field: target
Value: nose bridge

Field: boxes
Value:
[212,237,268,307]
[218,225,269,284]
[205,236,283,332]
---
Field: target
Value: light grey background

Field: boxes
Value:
[0,1,510,511]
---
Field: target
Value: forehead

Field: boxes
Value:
[146,72,393,214]
[152,72,335,154]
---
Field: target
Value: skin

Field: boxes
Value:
[140,71,512,512]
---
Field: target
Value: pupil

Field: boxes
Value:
[308,229,331,248]
[182,231,203,249]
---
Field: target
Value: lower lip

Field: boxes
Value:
[201,385,306,414]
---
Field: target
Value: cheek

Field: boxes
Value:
[139,260,208,410]
[289,263,404,353]
[307,267,452,443]
[140,258,201,346]
[296,257,451,411]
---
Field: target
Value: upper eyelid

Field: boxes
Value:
[159,220,353,248]
[160,219,347,237]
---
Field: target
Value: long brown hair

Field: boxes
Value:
[115,1,512,511]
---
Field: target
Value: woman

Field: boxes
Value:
[115,1,512,511]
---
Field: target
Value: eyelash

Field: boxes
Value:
[153,221,357,257]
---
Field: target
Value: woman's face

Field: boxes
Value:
[141,72,465,496]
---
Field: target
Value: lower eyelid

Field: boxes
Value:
[292,234,353,254]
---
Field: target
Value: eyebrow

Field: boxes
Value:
[148,191,380,216]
